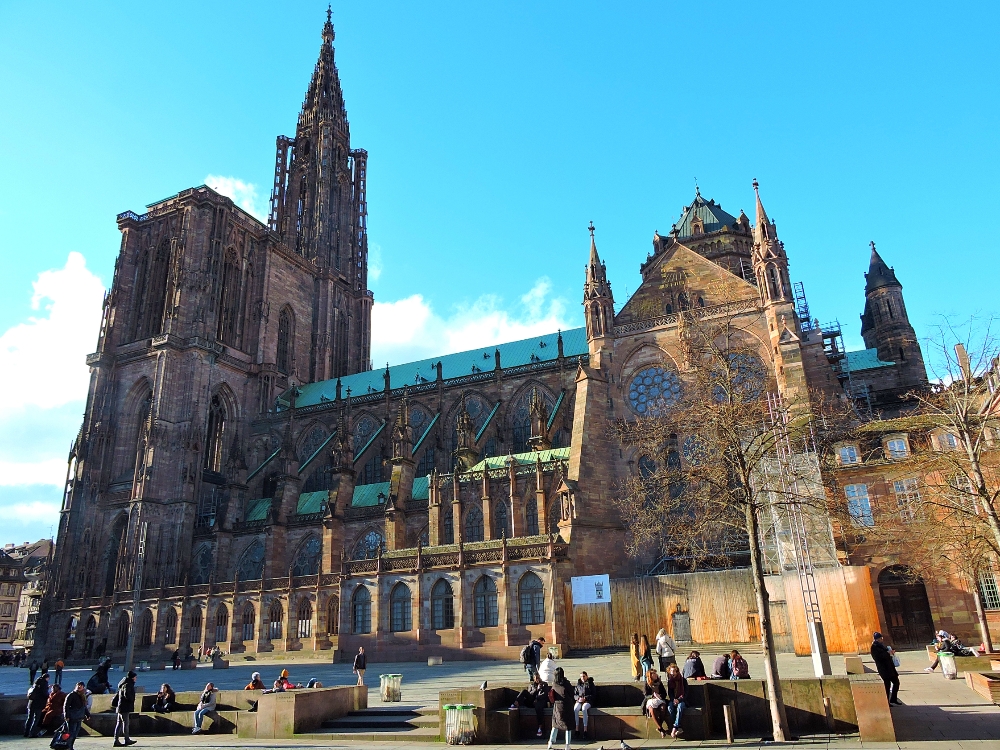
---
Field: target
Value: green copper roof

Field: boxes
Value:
[673,192,740,238]
[284,327,587,410]
[844,348,895,371]
[413,475,429,501]
[468,447,571,473]
[296,491,327,515]
[245,497,272,522]
[351,475,431,507]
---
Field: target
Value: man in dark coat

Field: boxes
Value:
[24,675,49,737]
[870,632,901,705]
[64,681,91,750]
[525,636,546,679]
[113,670,138,746]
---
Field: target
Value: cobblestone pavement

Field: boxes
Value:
[1,647,998,747]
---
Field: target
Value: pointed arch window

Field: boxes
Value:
[190,544,213,585]
[277,307,293,374]
[204,395,227,472]
[137,609,153,647]
[131,389,153,481]
[163,609,177,645]
[291,537,321,576]
[518,572,545,625]
[443,505,454,544]
[525,497,539,536]
[465,505,484,543]
[297,599,313,639]
[431,579,455,630]
[105,518,127,596]
[473,576,498,628]
[326,597,339,635]
[268,601,283,641]
[241,604,256,642]
[416,445,436,478]
[353,530,384,560]
[115,612,131,649]
[237,540,265,581]
[352,586,371,634]
[217,251,242,346]
[84,616,97,657]
[389,583,412,632]
[214,604,229,644]
[189,608,203,644]
[493,500,511,539]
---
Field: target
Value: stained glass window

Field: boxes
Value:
[712,352,766,403]
[236,540,265,580]
[191,545,213,585]
[494,500,511,539]
[291,537,321,576]
[353,416,378,453]
[299,425,327,463]
[465,505,484,542]
[416,445,436,477]
[525,497,539,536]
[353,530,384,560]
[443,505,454,544]
[628,366,681,416]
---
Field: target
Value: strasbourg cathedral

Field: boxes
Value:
[42,13,982,663]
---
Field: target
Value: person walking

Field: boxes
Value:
[521,636,545,679]
[665,662,687,738]
[64,682,91,750]
[655,628,677,672]
[871,632,901,705]
[29,659,39,684]
[112,670,137,746]
[509,672,549,738]
[547,667,574,750]
[24,675,49,737]
[629,633,642,681]
[171,650,181,671]
[191,683,217,734]
[54,659,65,687]
[643,668,669,738]
[353,647,367,686]
[573,671,595,740]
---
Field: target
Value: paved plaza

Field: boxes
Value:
[1,647,999,748]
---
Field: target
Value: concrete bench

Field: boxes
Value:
[926,645,999,673]
[965,671,1000,704]
[84,709,238,735]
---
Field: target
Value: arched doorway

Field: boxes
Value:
[878,566,934,647]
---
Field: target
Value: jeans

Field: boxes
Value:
[513,690,546,724]
[67,719,83,749]
[548,726,571,749]
[667,699,685,728]
[55,669,63,687]
[574,700,591,729]
[525,663,538,680]
[24,707,42,737]
[113,712,130,740]
[194,707,215,729]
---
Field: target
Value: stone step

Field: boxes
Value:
[323,713,439,729]
[296,726,441,743]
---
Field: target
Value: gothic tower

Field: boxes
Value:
[751,180,808,401]
[583,222,615,366]
[860,242,927,388]
[269,9,373,380]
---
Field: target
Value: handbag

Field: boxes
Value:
[891,653,900,668]
[49,723,71,750]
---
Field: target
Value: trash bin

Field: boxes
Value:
[444,703,477,745]
[380,673,403,701]
[939,651,958,680]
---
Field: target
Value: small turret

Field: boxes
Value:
[583,222,615,364]
[751,179,793,307]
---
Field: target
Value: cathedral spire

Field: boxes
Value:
[752,178,773,243]
[583,222,615,358]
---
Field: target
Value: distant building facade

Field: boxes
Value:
[40,13,995,662]
[9,540,54,653]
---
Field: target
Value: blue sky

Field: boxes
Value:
[1,1,998,546]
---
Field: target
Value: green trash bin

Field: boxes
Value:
[444,703,476,745]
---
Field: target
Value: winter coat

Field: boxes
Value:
[41,689,65,729]
[64,690,90,722]
[870,640,898,677]
[682,656,706,679]
[549,678,574,731]
[353,652,367,670]
[731,656,750,679]
[27,681,48,710]
[629,643,642,677]
[529,640,543,668]
[667,673,687,702]
[574,677,595,704]
[655,633,677,658]
[538,657,556,684]
[115,678,136,714]
[711,655,731,679]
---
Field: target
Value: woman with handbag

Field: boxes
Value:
[871,632,902,705]
[643,668,670,738]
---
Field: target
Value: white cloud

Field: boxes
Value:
[0,252,105,416]
[205,175,266,221]
[370,277,574,366]
[0,252,104,526]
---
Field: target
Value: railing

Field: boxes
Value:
[614,298,760,335]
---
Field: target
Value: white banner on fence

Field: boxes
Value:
[571,574,611,605]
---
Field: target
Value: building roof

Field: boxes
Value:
[351,475,430,508]
[468,447,571,472]
[672,190,740,239]
[864,243,901,294]
[845,348,895,371]
[285,327,588,410]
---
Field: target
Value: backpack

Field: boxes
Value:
[519,643,534,664]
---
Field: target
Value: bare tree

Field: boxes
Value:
[614,312,852,743]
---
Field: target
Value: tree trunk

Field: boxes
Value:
[972,584,995,654]
[963,438,1000,556]
[745,503,790,742]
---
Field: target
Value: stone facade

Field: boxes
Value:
[41,13,982,664]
